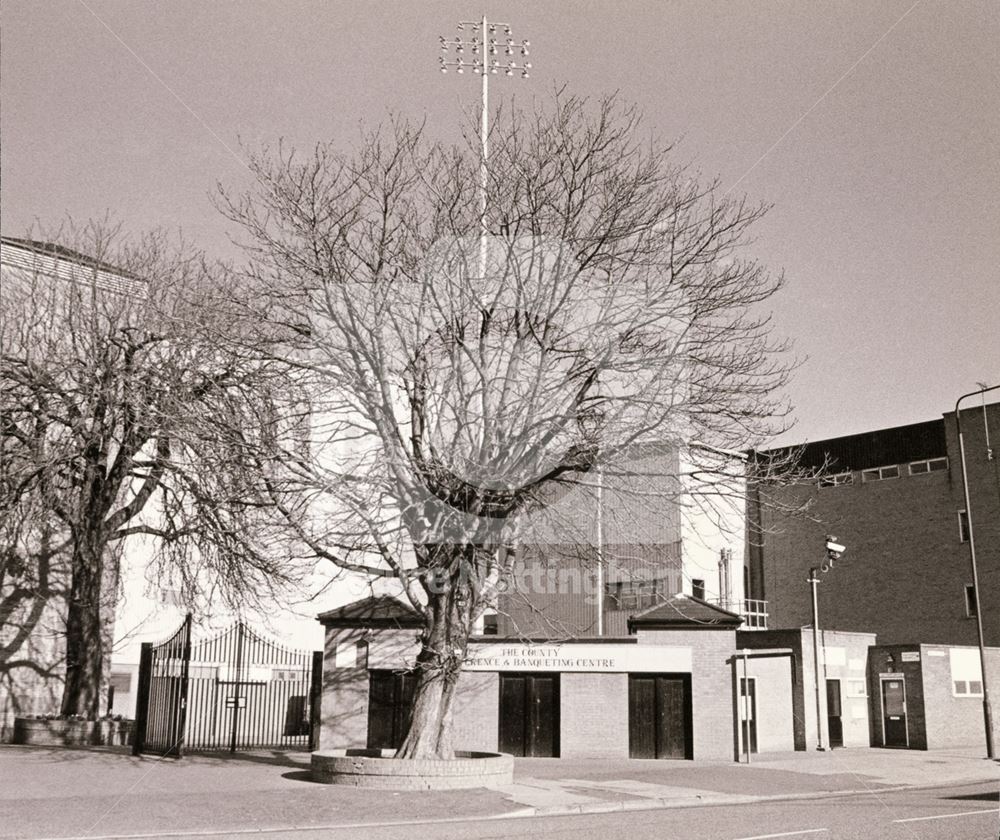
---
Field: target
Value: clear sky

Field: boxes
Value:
[2,0,997,444]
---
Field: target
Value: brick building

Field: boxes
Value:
[747,403,1000,647]
[318,594,742,761]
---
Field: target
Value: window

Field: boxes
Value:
[846,679,867,698]
[605,577,671,611]
[691,579,705,600]
[954,679,984,697]
[950,648,984,697]
[958,510,970,542]
[158,588,184,607]
[819,471,854,488]
[862,465,900,482]
[965,584,978,617]
[109,673,132,693]
[909,457,948,475]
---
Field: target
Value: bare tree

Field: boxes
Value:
[217,93,795,759]
[0,224,299,718]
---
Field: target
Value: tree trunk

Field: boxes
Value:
[60,537,106,718]
[395,579,470,760]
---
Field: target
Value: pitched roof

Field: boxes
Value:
[627,594,743,630]
[316,595,423,628]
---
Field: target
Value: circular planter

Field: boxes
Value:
[311,748,513,790]
[13,717,134,747]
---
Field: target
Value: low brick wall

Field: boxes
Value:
[13,718,134,747]
[310,749,513,789]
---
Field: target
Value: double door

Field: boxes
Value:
[628,673,693,760]
[499,673,559,757]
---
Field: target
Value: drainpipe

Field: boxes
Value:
[955,384,998,760]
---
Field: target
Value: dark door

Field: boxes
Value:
[826,679,844,748]
[881,678,907,748]
[367,670,415,750]
[498,673,559,757]
[629,674,693,760]
[739,677,758,754]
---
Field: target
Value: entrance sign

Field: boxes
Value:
[464,642,692,673]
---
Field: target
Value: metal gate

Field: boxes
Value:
[133,615,323,756]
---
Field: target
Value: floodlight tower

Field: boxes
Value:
[439,16,531,278]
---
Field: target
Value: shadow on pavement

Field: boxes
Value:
[281,769,324,784]
[947,790,999,802]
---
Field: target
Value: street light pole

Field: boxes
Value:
[808,566,825,752]
[439,18,531,280]
[955,383,998,760]
[809,535,846,752]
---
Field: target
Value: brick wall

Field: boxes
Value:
[559,672,629,758]
[319,628,372,749]
[637,628,736,761]
[750,405,1000,647]
[452,671,499,752]
[738,630,808,749]
[740,628,874,751]
[918,644,1000,750]
[734,652,795,755]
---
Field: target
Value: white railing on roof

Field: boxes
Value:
[710,598,769,630]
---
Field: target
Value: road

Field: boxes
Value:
[33,782,998,840]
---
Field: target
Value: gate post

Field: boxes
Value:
[308,651,324,751]
[229,621,245,753]
[172,613,193,757]
[132,642,153,756]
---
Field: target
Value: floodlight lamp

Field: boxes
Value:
[456,45,463,53]
[457,67,464,73]
[524,62,532,69]
[523,40,530,47]
[521,47,529,56]
[440,67,447,74]
[505,68,513,76]
[504,26,511,35]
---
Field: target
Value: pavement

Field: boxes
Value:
[0,743,996,838]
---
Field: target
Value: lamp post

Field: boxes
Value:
[955,383,998,760]
[439,17,531,281]
[809,535,846,751]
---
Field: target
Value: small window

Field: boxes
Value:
[692,579,705,600]
[159,588,184,607]
[958,511,970,543]
[110,673,132,693]
[862,465,899,482]
[483,614,498,635]
[909,457,948,475]
[965,584,977,617]
[954,680,984,697]
[819,471,854,488]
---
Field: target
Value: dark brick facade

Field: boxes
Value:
[748,403,1000,646]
